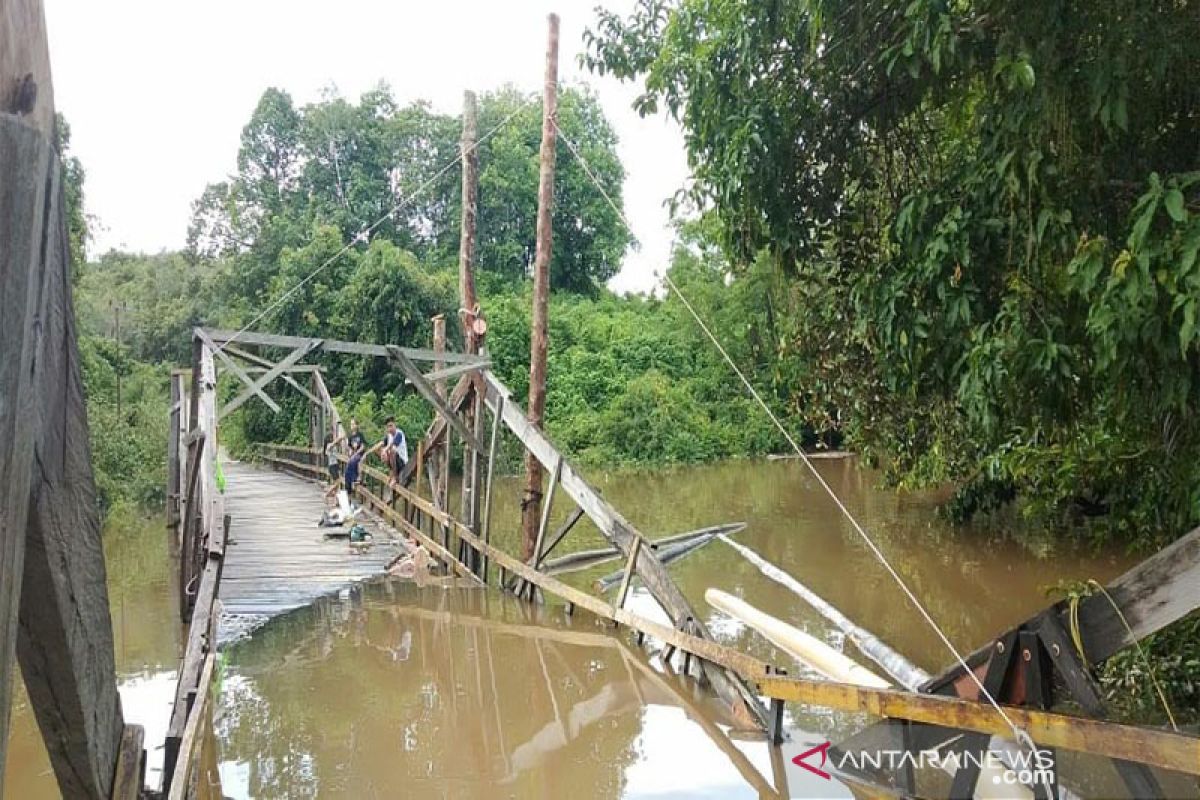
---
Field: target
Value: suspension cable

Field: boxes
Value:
[553,119,1040,758]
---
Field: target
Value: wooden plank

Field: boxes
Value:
[410,360,489,386]
[387,346,486,453]
[0,108,52,795]
[197,327,281,413]
[614,537,642,612]
[312,370,344,444]
[922,523,1200,695]
[544,522,745,577]
[167,374,182,525]
[1068,523,1200,662]
[6,110,125,799]
[756,675,1200,777]
[110,724,145,800]
[531,456,562,566]
[220,337,322,419]
[166,653,215,800]
[481,392,504,583]
[201,327,488,365]
[480,371,768,727]
[163,509,226,791]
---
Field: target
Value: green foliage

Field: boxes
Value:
[585,0,1200,547]
[79,337,168,515]
[189,84,632,296]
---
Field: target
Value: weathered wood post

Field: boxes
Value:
[458,89,484,573]
[522,12,559,561]
[167,373,182,527]
[1,2,132,795]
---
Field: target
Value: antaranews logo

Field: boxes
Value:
[792,741,832,780]
[785,739,1057,798]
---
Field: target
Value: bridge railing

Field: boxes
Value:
[161,338,228,798]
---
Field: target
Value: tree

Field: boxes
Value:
[585,0,1200,543]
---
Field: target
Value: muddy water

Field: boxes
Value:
[211,458,1151,799]
[3,459,1160,798]
[4,513,181,798]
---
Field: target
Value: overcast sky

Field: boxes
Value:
[44,0,687,294]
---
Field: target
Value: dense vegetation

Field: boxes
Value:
[65,1,1199,722]
[583,0,1200,720]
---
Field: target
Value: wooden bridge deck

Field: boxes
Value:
[218,459,399,618]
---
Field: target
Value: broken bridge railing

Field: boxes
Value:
[203,326,1200,786]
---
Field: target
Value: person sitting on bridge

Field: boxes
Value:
[367,416,408,488]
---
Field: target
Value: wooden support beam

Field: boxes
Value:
[755,674,1200,777]
[410,360,489,386]
[1,78,125,795]
[110,724,146,800]
[196,327,280,413]
[536,507,585,568]
[531,456,562,567]
[922,523,1200,695]
[166,653,215,800]
[614,537,642,613]
[480,393,503,583]
[201,327,487,365]
[387,346,486,453]
[220,337,322,419]
[167,374,182,526]
[522,13,559,565]
[481,371,768,727]
[221,342,321,403]
[163,512,227,791]
[0,97,52,797]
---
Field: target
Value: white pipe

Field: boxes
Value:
[705,588,891,689]
[719,535,931,690]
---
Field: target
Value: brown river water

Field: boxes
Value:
[6,458,1195,798]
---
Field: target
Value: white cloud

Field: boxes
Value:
[45,0,686,295]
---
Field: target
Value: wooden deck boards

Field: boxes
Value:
[219,460,399,618]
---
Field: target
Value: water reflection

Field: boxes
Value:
[3,512,182,795]
[216,584,783,799]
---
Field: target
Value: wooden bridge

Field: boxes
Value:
[5,3,1200,798]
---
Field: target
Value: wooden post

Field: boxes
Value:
[432,316,451,516]
[522,12,559,561]
[167,374,182,526]
[480,394,503,583]
[2,4,127,796]
[459,90,479,351]
[458,89,483,570]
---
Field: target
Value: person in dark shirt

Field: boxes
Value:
[347,418,367,457]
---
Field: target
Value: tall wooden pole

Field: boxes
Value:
[458,90,483,571]
[459,90,479,353]
[522,13,559,562]
[432,315,450,514]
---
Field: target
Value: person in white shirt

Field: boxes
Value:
[368,416,408,488]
